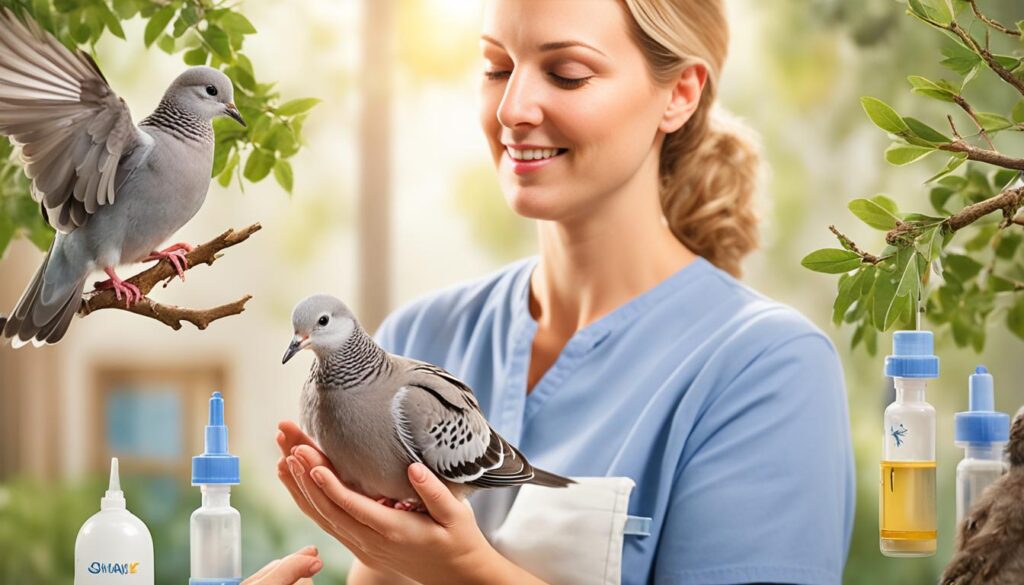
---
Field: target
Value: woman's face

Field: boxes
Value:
[479,0,697,224]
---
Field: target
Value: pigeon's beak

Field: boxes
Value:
[225,103,246,127]
[282,334,309,364]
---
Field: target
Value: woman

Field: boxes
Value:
[275,0,855,583]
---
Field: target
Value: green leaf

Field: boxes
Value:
[273,159,294,194]
[992,54,1021,71]
[801,248,863,274]
[908,0,953,25]
[907,76,957,102]
[872,268,899,330]
[212,143,232,177]
[1008,295,1024,340]
[202,25,233,60]
[945,253,983,281]
[848,198,901,230]
[225,65,256,92]
[988,274,1017,293]
[144,6,176,47]
[861,97,911,135]
[894,249,921,300]
[276,98,321,117]
[218,151,240,188]
[975,112,1014,132]
[97,3,125,39]
[183,47,207,66]
[903,117,951,143]
[220,12,257,35]
[833,269,867,325]
[940,43,982,75]
[1011,100,1024,124]
[885,143,936,166]
[925,153,968,183]
[996,231,1021,259]
[243,148,276,182]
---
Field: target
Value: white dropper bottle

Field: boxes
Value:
[74,458,154,584]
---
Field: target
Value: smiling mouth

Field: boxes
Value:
[506,147,569,162]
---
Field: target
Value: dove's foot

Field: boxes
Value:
[373,497,423,512]
[145,243,193,282]
[94,268,143,307]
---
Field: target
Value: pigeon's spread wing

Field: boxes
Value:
[0,8,145,233]
[391,362,537,487]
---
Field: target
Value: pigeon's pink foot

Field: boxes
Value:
[393,499,423,512]
[376,497,400,507]
[94,268,143,307]
[144,243,193,282]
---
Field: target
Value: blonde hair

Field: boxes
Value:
[623,0,761,278]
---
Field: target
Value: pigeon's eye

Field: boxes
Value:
[205,85,218,97]
[318,315,330,327]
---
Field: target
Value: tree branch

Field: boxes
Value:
[829,225,882,264]
[78,223,262,330]
[948,21,1024,98]
[939,140,1024,171]
[943,186,1024,232]
[967,0,1021,38]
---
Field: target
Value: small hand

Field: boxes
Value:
[276,421,498,585]
[241,545,321,585]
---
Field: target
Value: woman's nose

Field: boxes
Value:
[496,70,543,129]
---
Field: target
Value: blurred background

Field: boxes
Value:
[0,0,1022,583]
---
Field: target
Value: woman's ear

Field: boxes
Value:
[659,63,708,133]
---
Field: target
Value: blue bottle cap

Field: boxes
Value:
[192,391,240,485]
[884,330,939,378]
[954,366,1010,444]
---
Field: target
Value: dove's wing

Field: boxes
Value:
[391,361,538,487]
[0,8,147,233]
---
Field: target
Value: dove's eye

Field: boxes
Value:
[318,315,330,327]
[205,85,218,97]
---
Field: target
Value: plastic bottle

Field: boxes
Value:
[880,330,938,557]
[954,365,1010,525]
[74,458,154,584]
[190,391,242,585]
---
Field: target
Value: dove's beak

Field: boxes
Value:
[225,103,246,127]
[282,335,310,364]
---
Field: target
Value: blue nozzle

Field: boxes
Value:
[955,366,1010,445]
[884,330,939,378]
[192,391,240,485]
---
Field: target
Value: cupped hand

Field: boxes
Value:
[275,420,499,585]
[241,545,321,585]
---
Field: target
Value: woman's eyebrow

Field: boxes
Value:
[480,35,607,57]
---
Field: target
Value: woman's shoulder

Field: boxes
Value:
[684,259,839,359]
[373,258,533,355]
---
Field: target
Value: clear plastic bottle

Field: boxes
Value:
[190,391,241,585]
[880,330,938,558]
[954,366,1009,525]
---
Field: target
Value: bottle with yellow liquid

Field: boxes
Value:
[880,330,938,557]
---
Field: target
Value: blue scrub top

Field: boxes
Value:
[375,256,854,585]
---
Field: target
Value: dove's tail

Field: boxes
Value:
[2,237,89,347]
[529,467,576,488]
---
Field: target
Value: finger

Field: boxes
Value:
[260,550,323,584]
[293,444,335,474]
[278,458,333,533]
[246,559,280,583]
[408,463,464,527]
[288,456,376,545]
[309,465,411,537]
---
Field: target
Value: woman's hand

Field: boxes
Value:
[275,421,501,585]
[241,545,321,585]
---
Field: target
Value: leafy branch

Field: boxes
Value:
[803,0,1024,353]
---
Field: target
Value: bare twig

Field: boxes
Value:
[829,225,882,264]
[78,223,262,330]
[967,0,1021,38]
[952,95,996,149]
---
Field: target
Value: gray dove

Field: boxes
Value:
[0,7,245,347]
[282,294,573,510]
[942,406,1024,585]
